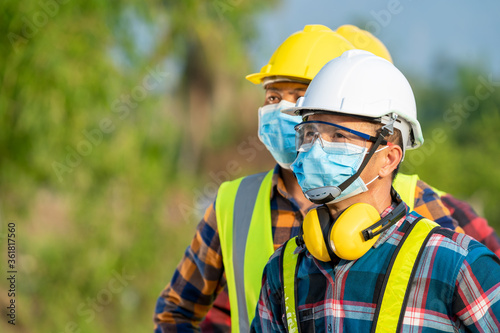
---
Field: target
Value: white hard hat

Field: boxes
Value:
[285,50,424,151]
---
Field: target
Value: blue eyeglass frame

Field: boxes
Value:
[294,120,388,144]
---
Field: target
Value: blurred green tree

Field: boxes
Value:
[0,1,276,332]
[403,63,500,229]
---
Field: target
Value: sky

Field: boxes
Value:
[250,0,500,81]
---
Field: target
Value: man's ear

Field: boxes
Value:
[378,144,403,178]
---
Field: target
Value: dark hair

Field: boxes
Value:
[370,120,403,180]
[385,128,403,180]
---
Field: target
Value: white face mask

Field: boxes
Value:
[291,140,388,204]
[257,100,301,169]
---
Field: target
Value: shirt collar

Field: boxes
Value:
[372,201,410,249]
[273,164,289,199]
[272,164,316,216]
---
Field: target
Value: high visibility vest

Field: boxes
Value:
[393,173,420,211]
[214,171,422,332]
[216,170,275,332]
[393,174,460,232]
[282,218,440,333]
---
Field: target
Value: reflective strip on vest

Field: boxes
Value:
[216,170,275,332]
[373,218,439,332]
[282,218,439,333]
[393,174,419,211]
[283,239,299,333]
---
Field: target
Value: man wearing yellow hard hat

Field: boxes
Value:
[154,24,500,333]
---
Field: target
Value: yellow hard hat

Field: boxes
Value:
[336,24,392,63]
[246,24,393,85]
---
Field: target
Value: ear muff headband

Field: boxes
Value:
[301,206,332,262]
[362,194,406,241]
[318,206,337,262]
[301,189,406,261]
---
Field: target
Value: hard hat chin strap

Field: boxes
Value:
[308,117,396,205]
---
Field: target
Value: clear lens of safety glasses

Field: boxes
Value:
[295,121,372,153]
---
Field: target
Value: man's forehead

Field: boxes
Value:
[264,81,308,92]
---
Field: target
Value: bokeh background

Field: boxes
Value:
[1,1,500,332]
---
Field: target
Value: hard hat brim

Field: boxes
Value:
[281,106,304,116]
[246,73,312,86]
[245,73,265,84]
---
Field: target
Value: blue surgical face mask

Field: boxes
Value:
[258,100,301,169]
[291,140,385,204]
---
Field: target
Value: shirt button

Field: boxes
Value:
[328,324,332,331]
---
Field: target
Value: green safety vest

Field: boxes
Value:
[215,171,423,332]
[393,173,419,211]
[216,170,275,332]
[282,218,440,333]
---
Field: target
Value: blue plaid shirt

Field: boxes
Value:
[250,207,500,332]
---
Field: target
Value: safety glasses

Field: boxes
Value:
[294,120,388,153]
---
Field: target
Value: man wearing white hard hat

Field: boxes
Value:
[250,50,500,332]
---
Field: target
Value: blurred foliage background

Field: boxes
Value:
[0,1,499,332]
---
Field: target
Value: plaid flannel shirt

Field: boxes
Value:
[154,165,500,332]
[154,166,312,333]
[442,194,500,258]
[250,207,500,332]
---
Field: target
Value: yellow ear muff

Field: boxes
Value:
[329,203,381,260]
[302,207,332,262]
